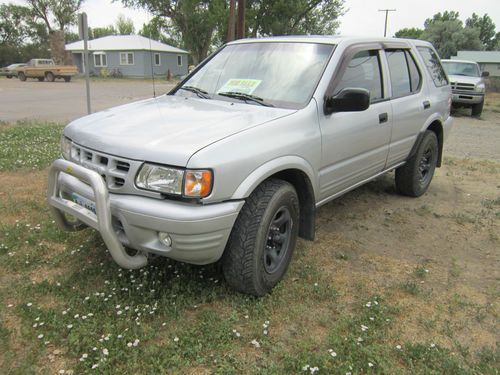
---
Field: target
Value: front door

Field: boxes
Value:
[317,48,392,202]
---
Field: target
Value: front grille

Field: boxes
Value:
[450,82,475,91]
[69,144,132,192]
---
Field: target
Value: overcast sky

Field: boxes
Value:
[3,0,500,37]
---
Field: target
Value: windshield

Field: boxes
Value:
[442,61,480,77]
[175,42,335,109]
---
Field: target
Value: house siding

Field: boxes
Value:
[70,50,189,78]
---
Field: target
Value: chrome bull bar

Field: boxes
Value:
[47,159,148,269]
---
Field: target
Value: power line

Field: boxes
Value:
[378,9,396,37]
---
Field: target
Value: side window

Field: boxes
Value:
[386,50,411,97]
[406,51,421,93]
[335,50,383,102]
[417,47,448,87]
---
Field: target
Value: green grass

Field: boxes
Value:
[0,121,498,374]
[0,120,64,171]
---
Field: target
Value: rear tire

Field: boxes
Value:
[222,179,299,296]
[6,75,12,79]
[45,72,55,82]
[471,100,483,118]
[64,76,71,82]
[38,77,44,82]
[396,130,438,197]
[18,72,26,81]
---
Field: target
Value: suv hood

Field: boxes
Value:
[65,95,294,166]
[447,74,482,85]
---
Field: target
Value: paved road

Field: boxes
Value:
[1,77,498,161]
[0,78,175,123]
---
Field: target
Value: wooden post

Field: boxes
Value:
[227,0,236,42]
[236,0,246,39]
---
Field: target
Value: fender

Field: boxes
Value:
[408,113,444,167]
[231,155,318,200]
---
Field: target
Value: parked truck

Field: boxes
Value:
[17,59,78,82]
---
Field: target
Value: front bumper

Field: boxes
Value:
[48,159,244,268]
[451,91,484,105]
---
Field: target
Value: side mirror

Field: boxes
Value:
[481,71,489,77]
[324,88,370,115]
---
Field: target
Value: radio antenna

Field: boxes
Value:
[147,12,157,98]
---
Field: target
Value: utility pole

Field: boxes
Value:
[378,9,396,37]
[78,13,91,114]
[227,0,236,42]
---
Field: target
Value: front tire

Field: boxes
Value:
[471,100,483,117]
[222,179,299,296]
[64,76,71,82]
[396,130,438,197]
[18,72,26,81]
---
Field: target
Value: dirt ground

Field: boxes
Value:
[0,77,176,123]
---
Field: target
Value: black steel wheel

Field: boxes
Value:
[222,179,299,296]
[396,130,438,197]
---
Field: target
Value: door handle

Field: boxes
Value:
[379,112,388,124]
[423,100,431,109]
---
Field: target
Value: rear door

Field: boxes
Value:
[384,48,430,167]
[317,45,393,201]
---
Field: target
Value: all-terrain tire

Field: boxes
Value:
[471,100,484,118]
[18,72,26,81]
[222,179,299,296]
[396,130,438,197]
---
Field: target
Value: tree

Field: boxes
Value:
[424,10,460,27]
[139,17,182,47]
[394,27,423,39]
[115,14,135,35]
[122,0,344,64]
[465,13,497,50]
[90,25,117,39]
[246,0,345,37]
[26,0,84,64]
[421,15,482,58]
[121,0,226,64]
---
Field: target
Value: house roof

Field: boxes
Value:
[65,35,188,54]
[451,51,500,63]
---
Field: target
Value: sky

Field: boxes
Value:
[2,0,500,37]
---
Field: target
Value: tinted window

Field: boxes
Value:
[406,51,421,92]
[417,47,448,87]
[335,50,383,102]
[386,50,411,97]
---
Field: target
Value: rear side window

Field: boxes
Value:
[385,49,422,97]
[406,51,421,92]
[417,47,448,87]
[335,50,383,102]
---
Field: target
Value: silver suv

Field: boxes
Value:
[48,36,453,296]
[441,59,488,117]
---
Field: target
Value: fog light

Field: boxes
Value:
[158,232,172,247]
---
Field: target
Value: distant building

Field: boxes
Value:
[65,35,189,78]
[451,51,500,77]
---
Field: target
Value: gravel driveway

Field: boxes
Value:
[0,78,175,123]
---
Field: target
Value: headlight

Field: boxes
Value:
[135,164,184,195]
[476,82,485,92]
[61,136,71,159]
[135,164,213,198]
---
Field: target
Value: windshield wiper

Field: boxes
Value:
[178,86,211,99]
[217,91,274,107]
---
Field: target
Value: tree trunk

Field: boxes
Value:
[49,30,68,64]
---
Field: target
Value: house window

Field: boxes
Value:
[177,55,182,66]
[120,52,134,65]
[94,53,107,67]
[154,53,160,66]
